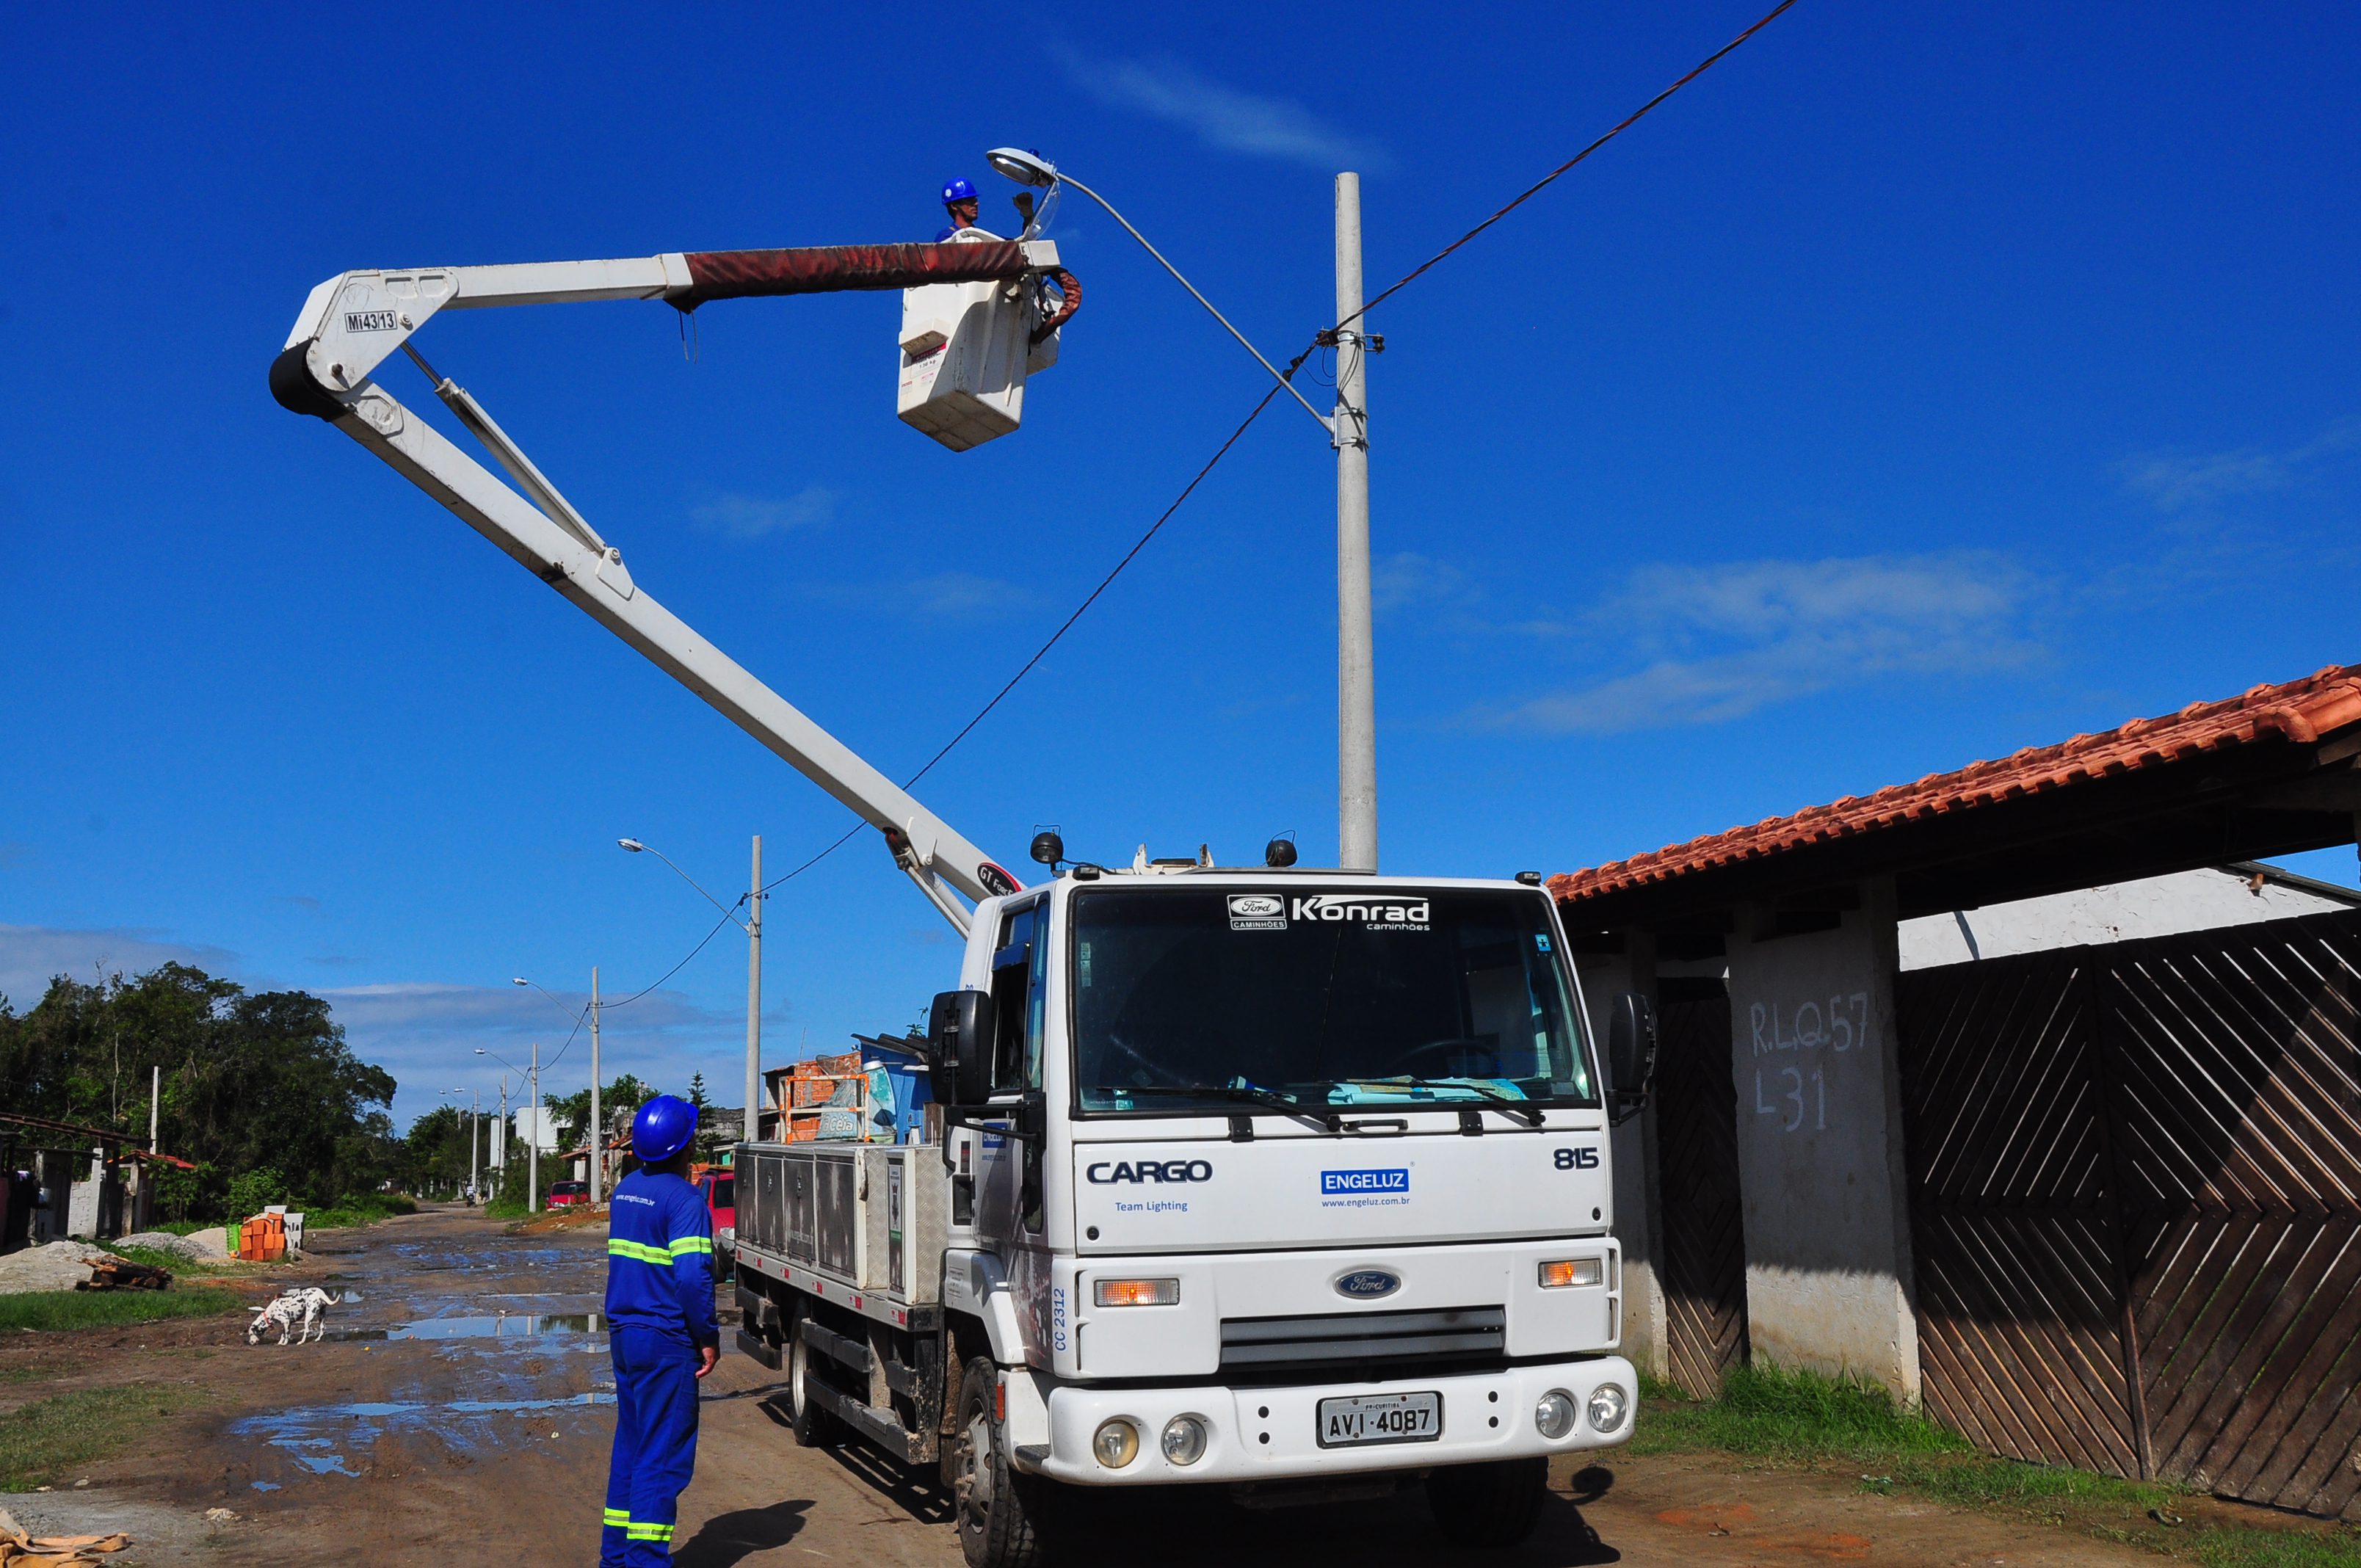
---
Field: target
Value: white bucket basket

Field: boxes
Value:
[896,232,1059,451]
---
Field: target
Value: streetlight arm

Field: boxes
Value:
[1053,173,1335,437]
[628,842,750,932]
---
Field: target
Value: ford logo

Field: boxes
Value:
[1335,1269,1401,1301]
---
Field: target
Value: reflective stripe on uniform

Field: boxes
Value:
[625,1522,675,1542]
[608,1238,673,1266]
[668,1235,714,1257]
[603,1508,630,1527]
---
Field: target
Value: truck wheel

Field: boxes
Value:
[951,1357,1050,1568]
[1426,1456,1548,1547]
[786,1318,843,1448]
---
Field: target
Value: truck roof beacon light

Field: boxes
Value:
[1265,837,1299,868]
[986,147,1059,188]
[1030,830,1065,867]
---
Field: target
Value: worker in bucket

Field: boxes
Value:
[935,176,980,240]
[600,1095,718,1565]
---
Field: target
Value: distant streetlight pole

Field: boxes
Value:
[984,147,1378,870]
[618,835,763,1147]
[479,1047,537,1212]
[590,967,603,1203]
[513,974,599,1201]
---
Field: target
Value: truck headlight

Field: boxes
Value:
[1160,1415,1208,1465]
[1588,1384,1628,1432]
[1538,1257,1604,1288]
[1092,1418,1141,1468]
[1534,1390,1577,1440]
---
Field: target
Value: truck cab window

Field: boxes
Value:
[990,901,1041,1095]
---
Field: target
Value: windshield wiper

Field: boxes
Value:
[1091,1083,1342,1130]
[1338,1077,1548,1128]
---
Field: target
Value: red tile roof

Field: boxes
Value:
[1550,663,2361,907]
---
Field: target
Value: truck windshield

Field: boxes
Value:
[1070,886,1597,1115]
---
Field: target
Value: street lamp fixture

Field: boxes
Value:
[618,835,765,1159]
[984,143,1378,872]
[983,147,1333,436]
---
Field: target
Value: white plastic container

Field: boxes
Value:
[896,230,1057,451]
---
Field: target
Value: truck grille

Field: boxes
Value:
[1219,1306,1506,1377]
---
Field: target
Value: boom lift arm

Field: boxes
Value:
[271,242,1064,932]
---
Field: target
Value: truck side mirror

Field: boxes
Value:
[1606,992,1658,1127]
[926,989,995,1108]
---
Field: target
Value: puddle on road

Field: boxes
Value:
[319,1312,604,1343]
[230,1391,617,1477]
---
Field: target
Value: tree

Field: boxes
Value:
[0,963,403,1218]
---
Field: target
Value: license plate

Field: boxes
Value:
[1316,1391,1442,1448]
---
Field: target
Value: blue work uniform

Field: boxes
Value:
[601,1169,719,1566]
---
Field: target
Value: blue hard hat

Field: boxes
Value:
[941,177,978,205]
[632,1095,698,1164]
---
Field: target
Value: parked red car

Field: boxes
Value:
[546,1180,590,1210]
[695,1169,736,1280]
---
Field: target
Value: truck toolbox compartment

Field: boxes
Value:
[735,1141,946,1307]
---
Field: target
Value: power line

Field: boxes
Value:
[747,2,1799,901]
[601,904,741,1010]
[758,378,1292,898]
[1348,0,1800,330]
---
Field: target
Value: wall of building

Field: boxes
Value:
[1575,945,1668,1381]
[1721,880,1920,1398]
[1898,866,2355,970]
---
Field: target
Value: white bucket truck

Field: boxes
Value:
[270,223,1655,1565]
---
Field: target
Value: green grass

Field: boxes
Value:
[0,1288,246,1335]
[1636,1365,2361,1568]
[0,1384,213,1492]
[98,1242,239,1277]
[302,1194,417,1230]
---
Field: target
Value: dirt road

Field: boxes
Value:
[0,1208,2161,1567]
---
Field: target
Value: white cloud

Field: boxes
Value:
[2117,418,2360,512]
[320,980,753,1125]
[1482,553,2045,735]
[1062,51,1388,173]
[904,572,1045,623]
[0,923,239,1008]
[692,487,838,540]
[1372,551,1477,617]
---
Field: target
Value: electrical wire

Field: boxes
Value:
[1344,0,1799,333]
[601,904,742,1010]
[729,3,1801,906]
[757,376,1294,899]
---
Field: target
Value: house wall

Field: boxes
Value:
[1575,945,1667,1381]
[1898,867,2354,970]
[1720,879,1921,1398]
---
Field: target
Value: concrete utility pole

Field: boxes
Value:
[495,1076,508,1180]
[148,1064,159,1154]
[590,967,603,1204]
[746,835,763,1150]
[528,1040,540,1214]
[1334,172,1378,873]
[468,1091,479,1201]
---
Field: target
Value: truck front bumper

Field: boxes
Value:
[1021,1357,1635,1487]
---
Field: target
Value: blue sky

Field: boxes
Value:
[5,2,2357,1131]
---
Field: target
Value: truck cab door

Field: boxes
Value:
[974,896,1053,1362]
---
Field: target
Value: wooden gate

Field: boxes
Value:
[1655,980,1750,1397]
[1897,912,2361,1517]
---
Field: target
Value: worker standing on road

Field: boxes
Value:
[601,1095,718,1565]
[935,177,980,240]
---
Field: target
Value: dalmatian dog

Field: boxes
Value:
[246,1287,336,1346]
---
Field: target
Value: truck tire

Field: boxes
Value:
[786,1318,844,1449]
[951,1356,1051,1568]
[1425,1456,1548,1547]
